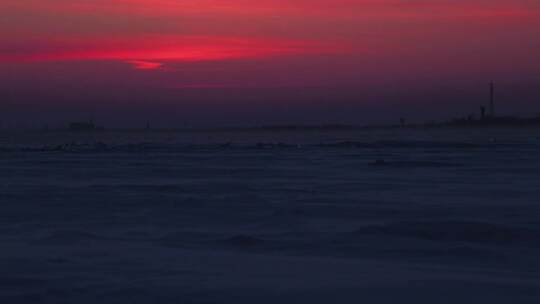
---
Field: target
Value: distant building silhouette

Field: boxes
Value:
[69,122,97,132]
[480,106,486,120]
[489,82,495,118]
[442,81,540,127]
[399,118,406,126]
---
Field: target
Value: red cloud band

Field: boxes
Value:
[3,0,538,18]
[0,36,352,69]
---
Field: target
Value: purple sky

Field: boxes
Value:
[1,1,539,127]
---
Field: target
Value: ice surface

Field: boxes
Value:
[1,128,540,303]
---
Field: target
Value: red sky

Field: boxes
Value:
[1,0,539,126]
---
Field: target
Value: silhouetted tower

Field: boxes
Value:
[489,82,495,118]
[480,106,486,120]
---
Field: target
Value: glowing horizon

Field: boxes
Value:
[1,0,539,125]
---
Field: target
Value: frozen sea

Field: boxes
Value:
[1,127,540,303]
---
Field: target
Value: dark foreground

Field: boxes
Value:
[1,128,540,303]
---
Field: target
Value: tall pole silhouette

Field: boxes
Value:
[489,82,495,118]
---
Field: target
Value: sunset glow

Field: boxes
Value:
[1,36,346,70]
[3,4,540,302]
[1,0,539,125]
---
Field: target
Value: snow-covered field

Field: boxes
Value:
[1,128,540,303]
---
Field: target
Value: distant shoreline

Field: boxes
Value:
[3,120,540,134]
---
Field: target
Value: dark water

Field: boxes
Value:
[1,128,540,303]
